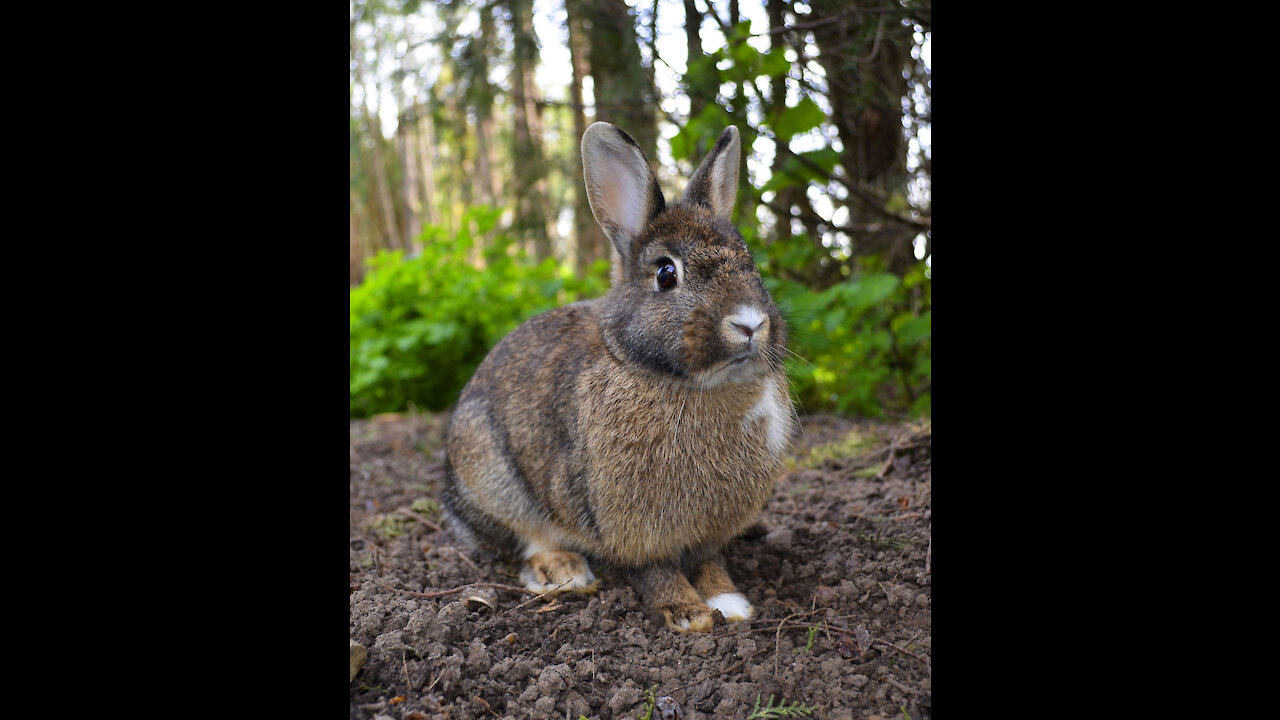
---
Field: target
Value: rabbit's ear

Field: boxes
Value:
[682,126,740,221]
[582,122,665,267]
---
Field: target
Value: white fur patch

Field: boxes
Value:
[744,376,788,456]
[705,592,754,621]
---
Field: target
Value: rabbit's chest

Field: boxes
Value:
[577,369,791,562]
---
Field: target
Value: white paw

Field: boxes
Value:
[704,592,754,621]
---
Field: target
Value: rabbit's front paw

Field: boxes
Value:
[660,601,717,633]
[521,550,599,594]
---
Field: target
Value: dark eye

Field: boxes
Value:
[656,261,678,291]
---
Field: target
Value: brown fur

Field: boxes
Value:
[441,123,796,632]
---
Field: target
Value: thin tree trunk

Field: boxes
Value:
[566,0,608,275]
[508,0,552,260]
[807,1,915,273]
[413,101,438,229]
[767,0,796,245]
[351,25,403,253]
[684,0,706,121]
[397,106,423,254]
[587,0,657,162]
[351,189,365,286]
[473,6,502,209]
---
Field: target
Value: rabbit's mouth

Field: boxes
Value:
[729,340,766,365]
[694,348,769,386]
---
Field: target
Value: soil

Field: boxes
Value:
[349,411,931,720]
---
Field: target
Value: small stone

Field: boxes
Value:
[813,584,839,605]
[537,663,570,696]
[656,695,684,719]
[764,528,793,547]
[607,682,642,715]
[349,640,367,682]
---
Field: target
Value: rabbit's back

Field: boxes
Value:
[442,301,601,557]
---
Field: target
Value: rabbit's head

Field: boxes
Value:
[582,122,785,388]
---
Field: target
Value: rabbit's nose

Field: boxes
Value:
[725,306,768,342]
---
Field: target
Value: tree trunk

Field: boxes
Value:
[586,0,658,162]
[684,0,707,121]
[412,101,438,230]
[472,5,502,209]
[398,119,422,254]
[766,0,801,246]
[351,24,403,253]
[566,0,609,275]
[807,1,916,274]
[508,0,553,261]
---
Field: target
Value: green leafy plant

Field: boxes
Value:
[350,205,608,417]
[797,623,822,653]
[638,685,658,720]
[369,515,406,540]
[761,246,931,418]
[746,694,816,719]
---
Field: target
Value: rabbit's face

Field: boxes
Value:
[606,205,786,387]
[583,122,785,387]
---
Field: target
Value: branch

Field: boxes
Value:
[781,145,931,230]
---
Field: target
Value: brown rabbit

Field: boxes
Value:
[441,122,795,632]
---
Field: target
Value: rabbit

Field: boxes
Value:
[440,121,795,632]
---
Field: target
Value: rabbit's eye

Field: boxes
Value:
[656,262,678,291]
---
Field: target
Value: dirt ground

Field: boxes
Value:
[349,410,931,720]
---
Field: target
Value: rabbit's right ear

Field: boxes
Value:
[582,122,665,269]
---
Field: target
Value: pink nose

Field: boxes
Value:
[732,322,757,338]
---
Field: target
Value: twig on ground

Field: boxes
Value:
[883,675,916,696]
[502,579,573,614]
[877,433,906,479]
[378,581,538,599]
[442,544,482,573]
[395,507,444,534]
[873,638,930,667]
[775,607,822,675]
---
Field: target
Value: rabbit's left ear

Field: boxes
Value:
[581,122,665,268]
[682,126,740,220]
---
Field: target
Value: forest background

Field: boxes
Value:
[349,0,931,420]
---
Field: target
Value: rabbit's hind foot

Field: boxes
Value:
[704,592,754,622]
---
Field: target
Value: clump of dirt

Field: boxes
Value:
[350,411,931,720]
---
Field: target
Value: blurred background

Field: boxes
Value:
[349,0,931,419]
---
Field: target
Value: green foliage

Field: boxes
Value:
[747,694,816,719]
[759,148,842,194]
[638,686,657,720]
[368,515,406,540]
[760,237,931,418]
[350,205,608,417]
[670,103,735,163]
[769,96,825,143]
[796,622,822,653]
